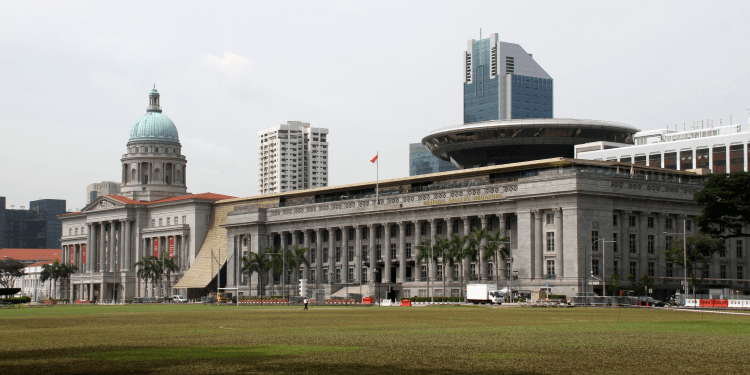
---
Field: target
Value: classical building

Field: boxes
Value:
[464,33,553,123]
[174,158,740,301]
[258,121,329,195]
[58,88,233,302]
[86,181,121,204]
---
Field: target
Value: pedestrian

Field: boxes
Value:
[303,298,308,310]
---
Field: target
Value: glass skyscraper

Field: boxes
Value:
[409,143,458,176]
[463,34,553,123]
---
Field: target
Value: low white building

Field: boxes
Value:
[15,261,56,301]
[258,121,328,195]
[576,121,750,173]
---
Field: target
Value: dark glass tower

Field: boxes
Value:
[463,34,553,123]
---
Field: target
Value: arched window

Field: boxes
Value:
[131,169,136,181]
[154,168,161,181]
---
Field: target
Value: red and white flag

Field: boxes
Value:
[371,154,378,163]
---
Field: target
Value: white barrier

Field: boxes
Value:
[685,299,699,307]
[729,300,744,308]
[380,299,393,306]
[743,300,750,308]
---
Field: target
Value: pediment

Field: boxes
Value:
[82,196,127,212]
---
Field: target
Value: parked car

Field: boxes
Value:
[638,296,665,307]
[172,295,187,303]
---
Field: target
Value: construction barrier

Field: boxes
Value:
[400,299,412,307]
[699,299,713,307]
[714,299,728,308]
[362,297,373,304]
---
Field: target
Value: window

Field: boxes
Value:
[613,260,619,276]
[546,213,553,224]
[182,216,186,224]
[323,248,329,263]
[592,231,599,251]
[453,264,459,278]
[547,260,555,276]
[506,220,512,230]
[335,268,341,282]
[421,265,428,278]
[335,247,341,263]
[74,228,78,235]
[152,219,155,227]
[452,222,459,233]
[629,216,636,228]
[629,234,637,253]
[362,247,368,262]
[310,270,316,282]
[648,262,655,277]
[390,243,397,259]
[647,235,655,254]
[68,228,72,235]
[376,227,382,238]
[666,218,674,230]
[629,261,637,277]
[311,250,317,263]
[647,217,654,229]
[362,230,368,240]
[613,215,618,226]
[437,264,443,279]
[406,243,412,258]
[666,236,673,252]
[391,225,398,238]
[437,224,443,235]
[405,225,412,237]
[720,265,727,280]
[174,216,178,225]
[613,233,618,252]
[420,224,427,236]
[451,289,460,297]
[737,240,743,258]
[159,218,163,226]
[348,267,354,281]
[348,246,354,261]
[323,231,329,242]
[376,244,382,260]
[738,266,744,280]
[166,217,170,225]
[704,266,710,279]
[720,245,727,258]
[592,259,600,276]
[348,228,355,241]
[336,230,341,242]
[546,232,554,252]
[361,269,367,283]
[686,220,692,231]
[666,263,673,278]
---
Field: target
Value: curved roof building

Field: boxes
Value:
[422,118,639,169]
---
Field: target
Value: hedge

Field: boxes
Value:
[548,295,567,300]
[2,296,31,304]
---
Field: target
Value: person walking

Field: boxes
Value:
[303,298,309,310]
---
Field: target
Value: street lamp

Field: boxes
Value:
[374,268,380,306]
[592,238,615,298]
[665,219,689,306]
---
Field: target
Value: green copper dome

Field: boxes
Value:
[128,86,180,144]
[129,112,180,144]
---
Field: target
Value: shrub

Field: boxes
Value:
[548,295,567,300]
[2,296,31,304]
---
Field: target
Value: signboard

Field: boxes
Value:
[169,237,175,258]
[70,247,74,265]
[154,238,159,257]
[82,244,86,264]
[422,193,504,207]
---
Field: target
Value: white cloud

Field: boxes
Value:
[201,52,253,77]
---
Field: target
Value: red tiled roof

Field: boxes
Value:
[0,249,62,263]
[60,211,83,216]
[27,260,56,268]
[105,193,236,206]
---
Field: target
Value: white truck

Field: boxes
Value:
[466,284,504,304]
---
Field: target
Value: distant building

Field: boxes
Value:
[2,248,63,301]
[464,33,553,123]
[409,143,458,176]
[576,122,750,173]
[87,182,121,204]
[0,198,66,249]
[258,121,329,195]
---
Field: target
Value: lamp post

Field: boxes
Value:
[592,238,615,298]
[32,254,42,302]
[374,268,380,306]
[665,219,689,306]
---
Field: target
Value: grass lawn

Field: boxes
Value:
[1,304,749,374]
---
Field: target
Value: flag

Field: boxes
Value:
[371,154,378,163]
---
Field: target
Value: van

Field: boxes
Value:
[172,295,187,303]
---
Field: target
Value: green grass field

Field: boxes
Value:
[1,304,749,374]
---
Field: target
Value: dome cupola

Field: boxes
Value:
[128,86,180,145]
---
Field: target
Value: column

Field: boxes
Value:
[303,230,311,281]
[428,219,437,282]
[324,228,332,285]
[182,234,189,271]
[313,229,321,286]
[291,230,299,285]
[367,224,376,284]
[99,222,106,272]
[657,213,666,283]
[446,218,453,283]
[397,222,405,283]
[85,224,93,273]
[534,210,543,280]
[461,216,471,282]
[498,214,507,280]
[480,215,488,281]
[554,208,563,280]
[354,226,362,284]
[639,212,648,277]
[384,223,391,283]
[341,226,348,284]
[118,220,125,271]
[125,220,132,271]
[413,221,423,282]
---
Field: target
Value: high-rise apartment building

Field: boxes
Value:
[86,181,121,204]
[258,121,329,195]
[464,33,553,123]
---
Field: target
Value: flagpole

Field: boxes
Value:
[376,151,379,205]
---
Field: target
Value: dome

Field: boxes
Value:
[128,111,180,144]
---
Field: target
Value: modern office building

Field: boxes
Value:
[409,143,458,176]
[576,122,750,173]
[464,34,553,123]
[258,121,328,195]
[87,181,121,204]
[0,198,66,249]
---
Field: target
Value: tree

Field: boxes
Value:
[40,262,57,300]
[242,251,269,302]
[267,250,284,297]
[482,230,509,289]
[626,274,654,296]
[159,252,179,297]
[288,245,310,295]
[57,262,76,301]
[415,239,439,302]
[606,274,621,296]
[134,256,159,298]
[433,236,450,298]
[665,234,724,290]
[470,227,488,282]
[0,257,24,290]
[446,233,469,299]
[694,172,750,239]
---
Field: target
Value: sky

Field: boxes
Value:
[1,0,749,211]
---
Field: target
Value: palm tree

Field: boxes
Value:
[446,233,469,300]
[57,262,76,301]
[288,245,310,296]
[415,239,438,303]
[159,251,179,297]
[241,251,269,303]
[482,230,510,290]
[433,236,450,299]
[40,262,55,300]
[471,227,489,282]
[267,250,284,297]
[134,256,159,298]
